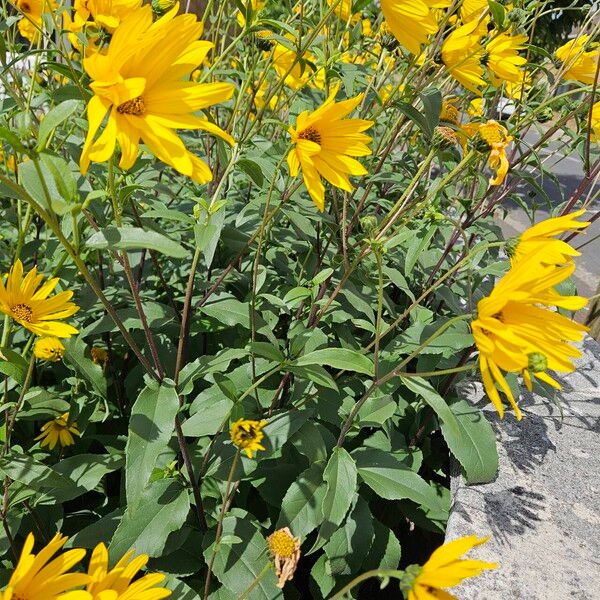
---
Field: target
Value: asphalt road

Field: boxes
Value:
[497,130,599,315]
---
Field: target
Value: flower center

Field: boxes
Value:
[268,530,296,558]
[20,2,31,12]
[298,126,322,145]
[11,303,33,322]
[238,424,259,441]
[116,96,146,116]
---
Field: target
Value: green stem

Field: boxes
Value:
[238,562,272,600]
[329,569,405,600]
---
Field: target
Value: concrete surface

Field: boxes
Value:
[446,336,600,599]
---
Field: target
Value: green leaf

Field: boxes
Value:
[202,515,282,599]
[86,226,187,258]
[402,377,498,483]
[42,454,124,503]
[110,480,190,558]
[287,364,338,391]
[357,393,396,427]
[237,158,264,187]
[322,448,357,527]
[37,99,81,150]
[294,348,374,376]
[353,448,444,512]
[448,399,498,484]
[125,381,180,505]
[200,297,250,329]
[420,88,442,132]
[182,394,232,438]
[277,463,327,538]
[488,0,506,27]
[63,337,107,398]
[0,348,28,385]
[0,452,73,491]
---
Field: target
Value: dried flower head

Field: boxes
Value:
[267,527,300,588]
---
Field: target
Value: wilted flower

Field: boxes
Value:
[267,527,301,589]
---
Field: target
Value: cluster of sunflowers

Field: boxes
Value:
[0,0,597,597]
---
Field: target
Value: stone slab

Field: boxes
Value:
[445,336,600,599]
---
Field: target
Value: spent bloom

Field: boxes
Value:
[464,120,513,186]
[230,418,267,458]
[0,532,89,600]
[287,88,373,212]
[34,336,65,362]
[36,413,81,450]
[402,536,497,599]
[267,527,301,589]
[472,249,588,420]
[0,260,79,338]
[80,5,234,183]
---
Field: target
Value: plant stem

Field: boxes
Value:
[329,569,405,599]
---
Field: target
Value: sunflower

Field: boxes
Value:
[555,35,599,85]
[0,533,89,600]
[0,260,79,338]
[270,41,315,91]
[591,101,600,141]
[34,336,65,362]
[327,0,359,24]
[403,536,496,600]
[380,0,439,55]
[459,0,488,22]
[230,418,267,458]
[471,249,588,420]
[80,5,235,184]
[485,32,528,85]
[441,19,486,94]
[13,0,57,43]
[237,0,264,27]
[511,209,590,266]
[36,413,81,450]
[287,88,373,211]
[85,543,171,600]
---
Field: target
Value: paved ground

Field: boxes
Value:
[498,130,599,317]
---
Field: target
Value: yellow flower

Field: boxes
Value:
[485,32,528,85]
[80,5,235,184]
[380,0,439,55]
[85,0,142,32]
[270,41,314,90]
[512,210,590,266]
[459,0,488,22]
[230,418,267,458]
[327,0,359,24]
[237,0,264,27]
[472,250,588,419]
[13,0,57,43]
[464,120,513,185]
[85,542,171,599]
[555,35,599,85]
[36,412,81,449]
[267,528,301,589]
[287,88,373,211]
[0,533,88,600]
[0,148,17,172]
[0,260,79,338]
[406,536,496,600]
[592,101,600,141]
[34,337,65,362]
[467,97,483,117]
[442,20,486,94]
